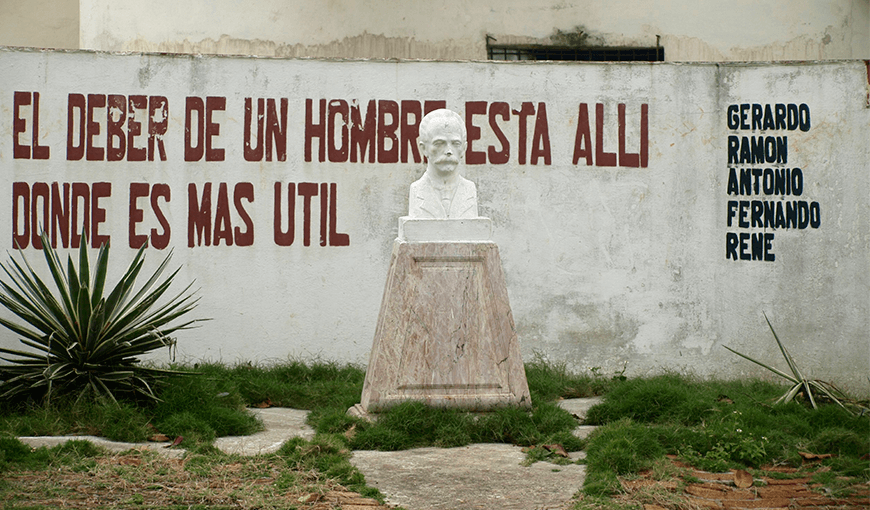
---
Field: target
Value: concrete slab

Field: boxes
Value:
[350,443,585,510]
[347,398,599,510]
[214,407,314,455]
[17,435,187,458]
[571,425,599,440]
[18,407,314,458]
[557,396,603,419]
[559,396,601,439]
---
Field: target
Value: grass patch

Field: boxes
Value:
[0,358,596,449]
[277,434,383,500]
[0,437,106,474]
[342,400,584,452]
[194,360,366,410]
[149,367,263,443]
[295,357,607,458]
[581,373,869,496]
[6,360,867,509]
[0,437,385,509]
[0,365,261,445]
[293,358,598,458]
[524,358,621,401]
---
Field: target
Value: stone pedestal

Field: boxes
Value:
[351,218,531,415]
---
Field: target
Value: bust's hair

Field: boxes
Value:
[418,109,466,143]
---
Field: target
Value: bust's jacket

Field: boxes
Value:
[408,175,478,219]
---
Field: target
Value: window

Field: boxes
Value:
[487,45,664,62]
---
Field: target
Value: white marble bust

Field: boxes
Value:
[409,109,478,219]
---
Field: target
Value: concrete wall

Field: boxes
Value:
[0,0,78,50]
[76,0,869,61]
[1,49,868,392]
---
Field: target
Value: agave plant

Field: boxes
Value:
[724,313,866,416]
[0,232,202,404]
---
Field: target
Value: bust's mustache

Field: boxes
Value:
[435,156,459,165]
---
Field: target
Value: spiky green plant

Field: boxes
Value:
[0,232,202,404]
[724,313,866,416]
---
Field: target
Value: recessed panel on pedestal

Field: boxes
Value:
[357,241,531,413]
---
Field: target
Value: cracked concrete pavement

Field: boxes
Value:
[19,397,602,510]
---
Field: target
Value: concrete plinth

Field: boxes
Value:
[354,239,531,413]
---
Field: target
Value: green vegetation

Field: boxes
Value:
[582,373,869,496]
[0,358,603,508]
[583,417,665,495]
[0,364,261,444]
[192,360,367,431]
[1,358,867,509]
[277,434,382,499]
[0,435,384,509]
[0,437,105,474]
[724,313,867,415]
[340,400,584,452]
[298,357,609,453]
[0,232,202,404]
[524,357,620,401]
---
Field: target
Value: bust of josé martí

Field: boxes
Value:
[408,109,478,219]
[355,113,529,419]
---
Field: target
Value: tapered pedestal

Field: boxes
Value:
[353,239,531,414]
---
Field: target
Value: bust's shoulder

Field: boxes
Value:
[458,176,477,192]
[409,176,428,194]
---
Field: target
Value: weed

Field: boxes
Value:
[525,357,617,401]
[0,436,105,475]
[346,400,583,456]
[8,359,867,509]
[623,484,686,509]
[581,373,869,499]
[809,427,868,456]
[0,366,261,445]
[276,434,383,500]
[203,360,365,410]
[349,401,472,450]
[0,436,42,472]
[586,418,664,476]
[152,367,261,440]
[585,373,716,425]
[582,469,623,498]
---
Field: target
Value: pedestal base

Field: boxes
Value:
[354,240,531,413]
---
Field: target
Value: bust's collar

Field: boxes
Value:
[424,170,460,191]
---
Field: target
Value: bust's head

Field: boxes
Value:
[418,109,467,176]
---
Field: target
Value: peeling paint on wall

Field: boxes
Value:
[71,0,869,61]
[112,32,486,61]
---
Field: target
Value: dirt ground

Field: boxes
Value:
[1,449,391,510]
[4,450,868,510]
[606,456,869,510]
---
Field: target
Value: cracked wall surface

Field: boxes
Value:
[1,1,866,61]
[75,0,869,61]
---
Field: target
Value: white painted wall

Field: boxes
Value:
[74,0,869,61]
[0,49,868,393]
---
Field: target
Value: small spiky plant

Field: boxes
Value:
[724,313,866,416]
[0,232,202,405]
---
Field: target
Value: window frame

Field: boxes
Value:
[487,45,664,62]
